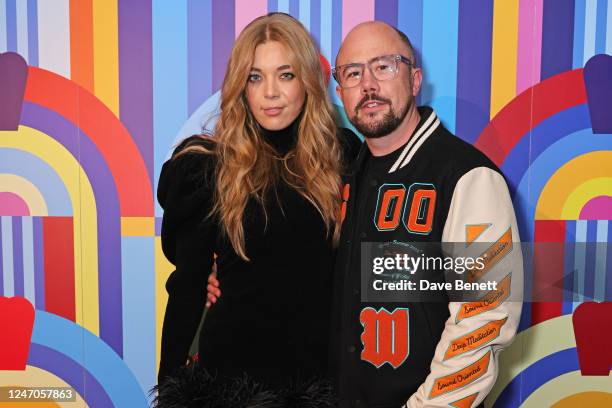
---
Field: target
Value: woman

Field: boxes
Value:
[156,12,360,406]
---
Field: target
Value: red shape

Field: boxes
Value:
[475,69,587,167]
[573,302,612,376]
[43,217,75,321]
[23,67,153,216]
[531,220,565,325]
[320,54,331,87]
[0,297,35,370]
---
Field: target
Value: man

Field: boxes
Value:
[209,21,523,408]
[329,22,522,407]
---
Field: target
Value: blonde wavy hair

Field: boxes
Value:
[177,13,343,260]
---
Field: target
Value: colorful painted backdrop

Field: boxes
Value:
[0,0,610,407]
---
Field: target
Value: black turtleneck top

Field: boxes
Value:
[157,122,361,387]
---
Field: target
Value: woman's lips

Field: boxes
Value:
[263,107,283,116]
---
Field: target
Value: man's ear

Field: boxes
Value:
[412,68,423,97]
[336,85,343,101]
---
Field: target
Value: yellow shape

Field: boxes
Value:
[466,224,491,244]
[537,151,612,220]
[0,126,100,336]
[0,174,48,215]
[490,0,519,118]
[519,372,612,408]
[486,315,576,405]
[121,217,155,236]
[562,177,612,219]
[0,365,88,407]
[155,236,173,373]
[552,391,612,408]
[92,0,119,115]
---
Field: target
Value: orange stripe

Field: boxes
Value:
[429,351,491,399]
[444,318,507,360]
[69,0,94,92]
[456,274,512,323]
[450,393,479,408]
[467,228,513,282]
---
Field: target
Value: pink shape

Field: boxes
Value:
[235,0,268,39]
[516,0,543,94]
[0,192,30,215]
[342,0,375,40]
[580,195,612,220]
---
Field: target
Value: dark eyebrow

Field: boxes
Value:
[250,64,293,72]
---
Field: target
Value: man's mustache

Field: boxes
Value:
[355,94,392,114]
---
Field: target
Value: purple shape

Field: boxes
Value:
[212,1,235,91]
[118,0,154,183]
[0,52,28,130]
[155,216,162,236]
[188,0,212,114]
[540,0,575,81]
[375,0,398,27]
[580,195,612,220]
[33,216,45,310]
[12,216,24,297]
[0,193,30,215]
[455,0,493,144]
[28,343,113,407]
[21,102,124,356]
[584,54,612,134]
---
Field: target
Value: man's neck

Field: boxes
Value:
[365,106,421,157]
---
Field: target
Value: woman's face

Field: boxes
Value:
[245,41,306,131]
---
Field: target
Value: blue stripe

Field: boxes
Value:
[493,348,579,408]
[397,0,423,105]
[121,237,156,395]
[320,0,332,60]
[607,0,612,53]
[375,0,398,27]
[21,216,35,304]
[1,217,14,296]
[289,0,299,17]
[563,221,576,315]
[299,0,310,30]
[15,0,27,60]
[541,0,575,80]
[152,0,188,217]
[6,0,16,52]
[330,0,342,105]
[595,0,608,53]
[0,0,7,52]
[594,220,608,301]
[277,0,289,13]
[574,220,587,303]
[310,0,321,50]
[13,217,24,297]
[33,217,44,310]
[584,0,597,63]
[26,0,37,66]
[268,0,278,12]
[187,0,212,115]
[583,220,597,300]
[455,0,493,144]
[421,0,459,133]
[573,0,586,68]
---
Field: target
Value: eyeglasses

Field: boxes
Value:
[332,54,414,89]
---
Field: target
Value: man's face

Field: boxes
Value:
[335,24,421,139]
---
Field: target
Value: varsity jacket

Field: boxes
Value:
[330,107,523,408]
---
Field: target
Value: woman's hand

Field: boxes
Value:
[206,268,221,308]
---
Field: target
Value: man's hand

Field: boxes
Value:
[206,269,221,308]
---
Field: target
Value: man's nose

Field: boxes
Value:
[360,67,380,94]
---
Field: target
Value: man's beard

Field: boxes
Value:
[350,94,411,139]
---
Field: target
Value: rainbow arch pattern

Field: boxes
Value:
[1,1,611,407]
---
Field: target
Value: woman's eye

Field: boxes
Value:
[280,72,295,80]
[248,73,261,82]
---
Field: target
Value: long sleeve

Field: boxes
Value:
[406,167,524,408]
[157,141,217,384]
